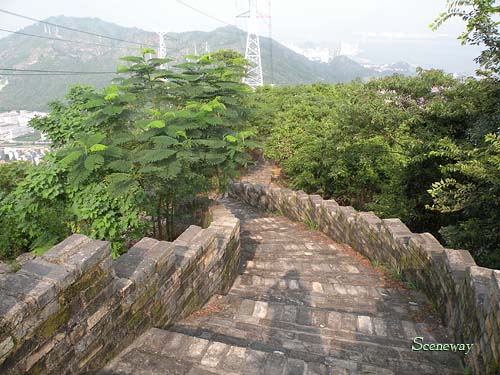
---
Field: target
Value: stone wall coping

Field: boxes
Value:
[0,201,240,373]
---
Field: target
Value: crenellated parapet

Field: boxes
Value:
[229,181,500,373]
[0,203,240,374]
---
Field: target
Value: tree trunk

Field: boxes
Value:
[157,196,164,240]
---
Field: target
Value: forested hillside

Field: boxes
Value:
[0,16,413,111]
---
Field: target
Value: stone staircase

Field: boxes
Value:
[98,200,464,375]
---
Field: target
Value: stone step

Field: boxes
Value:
[223,289,435,322]
[172,295,450,349]
[240,235,339,247]
[239,254,367,269]
[227,286,426,319]
[240,258,377,274]
[169,324,463,375]
[233,273,408,298]
[98,328,335,375]
[99,328,463,375]
[168,294,462,373]
[238,268,386,288]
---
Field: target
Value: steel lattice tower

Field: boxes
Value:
[157,32,168,68]
[239,0,270,88]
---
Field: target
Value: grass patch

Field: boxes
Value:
[369,259,420,291]
[7,260,21,273]
[388,264,403,282]
[303,218,319,230]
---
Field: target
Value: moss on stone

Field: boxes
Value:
[110,305,123,321]
[487,361,499,375]
[131,286,157,313]
[127,310,145,330]
[7,260,21,273]
[183,288,201,315]
[26,359,44,375]
[35,307,69,340]
[64,265,104,302]
[82,274,113,304]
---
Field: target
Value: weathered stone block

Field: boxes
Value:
[174,225,202,247]
[113,253,155,286]
[42,234,90,264]
[127,237,159,256]
[0,336,14,363]
[148,241,174,269]
[444,249,476,284]
[43,235,111,276]
[0,292,28,332]
[22,332,65,372]
[0,271,56,309]
[20,259,77,292]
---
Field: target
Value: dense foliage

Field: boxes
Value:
[0,49,256,258]
[251,71,500,268]
[247,1,500,268]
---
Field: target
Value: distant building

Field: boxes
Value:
[0,146,49,164]
[286,41,360,63]
[331,42,359,58]
[286,43,331,63]
[0,110,47,142]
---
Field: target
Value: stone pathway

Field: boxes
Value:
[99,200,463,375]
[239,159,283,187]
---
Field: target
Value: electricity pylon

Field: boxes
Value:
[157,32,168,68]
[238,0,271,88]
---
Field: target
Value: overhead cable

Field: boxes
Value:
[175,0,232,26]
[0,67,117,75]
[0,27,140,49]
[0,8,176,44]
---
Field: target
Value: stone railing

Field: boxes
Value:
[230,181,500,374]
[0,203,240,374]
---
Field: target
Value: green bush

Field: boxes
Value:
[251,71,500,268]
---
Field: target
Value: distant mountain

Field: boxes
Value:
[0,16,414,111]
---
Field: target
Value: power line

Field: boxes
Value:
[0,73,116,76]
[0,8,176,45]
[175,0,233,26]
[1,68,116,73]
[0,68,117,75]
[0,27,139,49]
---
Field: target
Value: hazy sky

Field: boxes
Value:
[0,0,483,73]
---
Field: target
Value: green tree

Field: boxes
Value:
[29,85,98,147]
[431,0,500,76]
[0,157,72,257]
[427,134,500,268]
[56,49,253,245]
[0,49,256,259]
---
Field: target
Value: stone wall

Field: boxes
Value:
[229,181,500,374]
[0,203,240,374]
